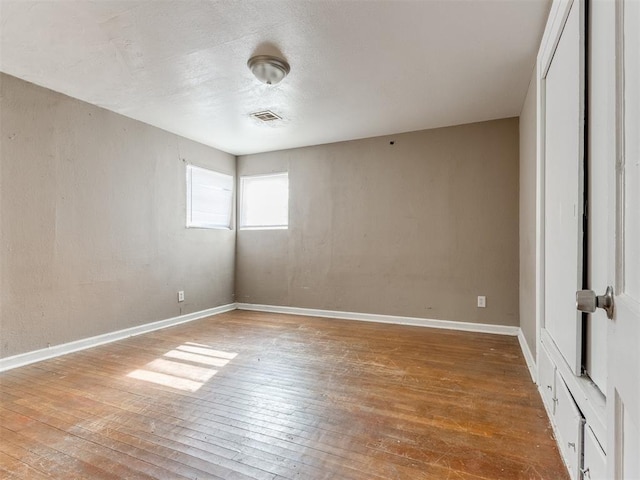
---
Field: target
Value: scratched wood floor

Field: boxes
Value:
[0,310,569,480]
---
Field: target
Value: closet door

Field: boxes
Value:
[605,0,640,477]
[540,0,585,375]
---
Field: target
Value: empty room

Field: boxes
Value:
[1,0,638,479]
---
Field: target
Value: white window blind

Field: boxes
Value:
[186,165,233,229]
[240,173,289,229]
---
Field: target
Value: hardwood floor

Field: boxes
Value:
[0,311,569,479]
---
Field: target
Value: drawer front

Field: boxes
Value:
[583,425,606,479]
[538,344,557,415]
[555,375,585,480]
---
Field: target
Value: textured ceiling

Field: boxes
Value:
[0,0,550,155]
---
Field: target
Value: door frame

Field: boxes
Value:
[535,0,607,447]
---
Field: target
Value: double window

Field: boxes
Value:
[186,165,288,230]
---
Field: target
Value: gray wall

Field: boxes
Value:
[519,69,538,357]
[237,118,520,326]
[1,73,236,358]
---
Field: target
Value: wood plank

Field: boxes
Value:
[0,450,51,480]
[0,311,569,479]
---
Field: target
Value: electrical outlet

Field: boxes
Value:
[477,296,486,308]
[178,290,185,302]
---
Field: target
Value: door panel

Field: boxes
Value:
[583,424,606,479]
[621,0,639,300]
[543,0,585,375]
[539,343,557,414]
[586,0,615,395]
[607,0,640,477]
[555,376,585,480]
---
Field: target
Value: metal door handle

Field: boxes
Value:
[576,286,614,319]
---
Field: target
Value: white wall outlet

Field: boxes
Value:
[477,296,486,308]
[178,290,185,302]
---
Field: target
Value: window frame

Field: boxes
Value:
[186,164,234,230]
[239,172,289,230]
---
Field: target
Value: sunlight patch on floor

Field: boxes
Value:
[164,349,230,367]
[126,343,237,392]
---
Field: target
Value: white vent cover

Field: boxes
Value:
[250,110,282,122]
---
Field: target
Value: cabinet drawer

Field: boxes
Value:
[538,344,557,415]
[583,425,606,479]
[555,376,585,480]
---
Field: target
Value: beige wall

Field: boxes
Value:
[519,69,538,357]
[0,73,236,358]
[237,118,520,326]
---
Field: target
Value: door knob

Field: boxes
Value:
[576,286,614,319]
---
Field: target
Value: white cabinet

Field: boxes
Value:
[554,376,585,480]
[582,425,606,479]
[539,344,557,414]
[538,344,586,480]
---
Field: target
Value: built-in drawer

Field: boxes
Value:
[555,375,585,480]
[538,344,557,415]
[582,424,606,479]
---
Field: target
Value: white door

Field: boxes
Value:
[541,0,639,476]
[606,0,640,477]
[587,0,614,398]
[542,0,585,376]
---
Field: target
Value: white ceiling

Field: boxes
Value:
[0,0,550,156]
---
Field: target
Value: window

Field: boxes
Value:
[186,165,233,229]
[240,172,289,229]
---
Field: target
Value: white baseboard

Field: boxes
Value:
[0,303,237,372]
[517,329,537,383]
[2,302,536,382]
[236,303,520,336]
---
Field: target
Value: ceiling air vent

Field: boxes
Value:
[250,110,281,122]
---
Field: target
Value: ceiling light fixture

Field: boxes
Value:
[247,55,290,85]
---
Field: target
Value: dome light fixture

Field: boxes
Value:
[247,55,290,85]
